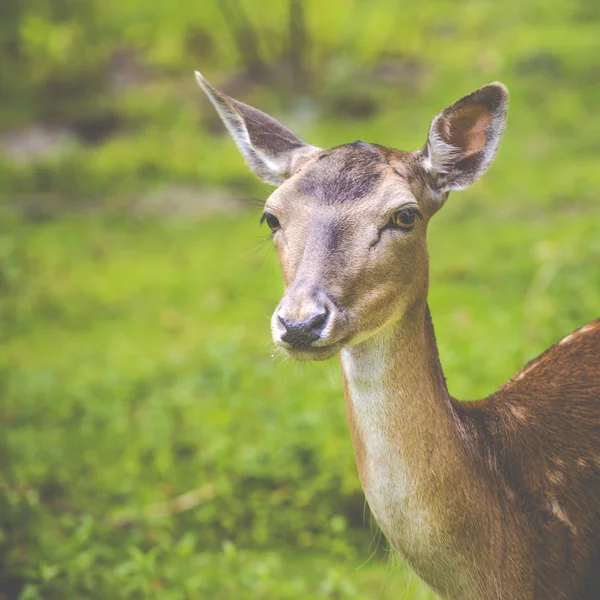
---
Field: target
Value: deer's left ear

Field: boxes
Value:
[421,83,508,193]
[195,71,321,186]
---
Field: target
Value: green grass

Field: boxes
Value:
[1,181,598,598]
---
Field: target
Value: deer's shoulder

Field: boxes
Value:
[504,319,600,396]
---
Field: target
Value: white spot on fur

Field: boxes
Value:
[547,470,564,486]
[559,332,577,346]
[577,457,588,468]
[507,404,528,422]
[515,362,538,381]
[559,322,597,345]
[549,498,577,534]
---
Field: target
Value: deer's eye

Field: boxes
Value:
[261,212,281,233]
[390,207,417,230]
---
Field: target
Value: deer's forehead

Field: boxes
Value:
[295,142,388,205]
[272,142,416,216]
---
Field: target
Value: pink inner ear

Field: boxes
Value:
[447,104,492,155]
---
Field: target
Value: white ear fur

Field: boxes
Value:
[195,71,320,185]
[422,83,508,193]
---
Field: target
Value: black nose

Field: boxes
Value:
[278,310,329,348]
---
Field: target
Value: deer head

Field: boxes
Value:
[196,72,508,361]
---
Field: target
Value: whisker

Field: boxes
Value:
[244,235,274,254]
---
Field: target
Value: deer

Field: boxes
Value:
[195,70,600,599]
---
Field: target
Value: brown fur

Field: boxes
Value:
[460,321,600,599]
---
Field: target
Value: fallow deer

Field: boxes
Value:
[195,71,600,600]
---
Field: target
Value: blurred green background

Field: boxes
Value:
[1,0,599,598]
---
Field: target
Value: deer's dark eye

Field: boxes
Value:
[390,207,418,230]
[261,212,281,233]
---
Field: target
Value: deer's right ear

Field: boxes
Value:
[421,83,508,194]
[195,71,321,186]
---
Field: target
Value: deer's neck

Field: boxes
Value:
[340,303,486,593]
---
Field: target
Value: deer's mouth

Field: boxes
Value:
[277,334,352,362]
[283,342,342,362]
